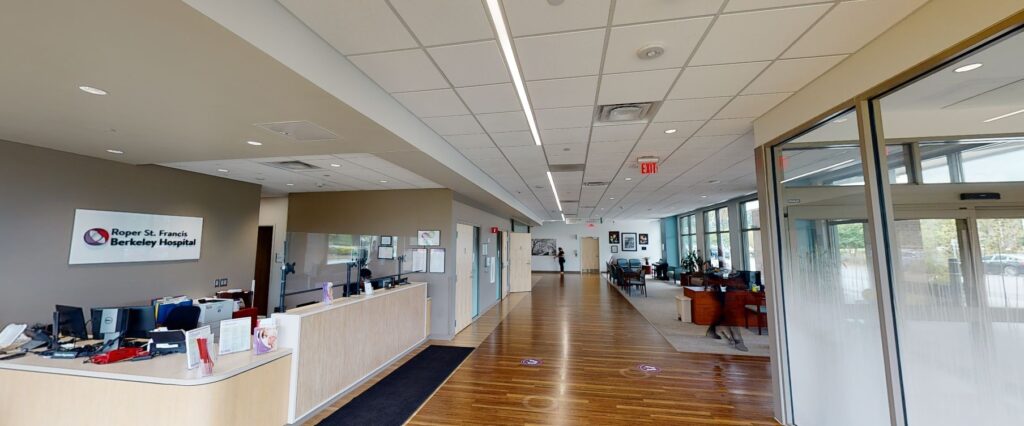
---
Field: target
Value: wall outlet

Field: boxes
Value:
[214,278,229,287]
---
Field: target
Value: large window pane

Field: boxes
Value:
[878,28,1024,425]
[773,109,891,425]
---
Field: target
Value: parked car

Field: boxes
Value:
[981,254,1024,276]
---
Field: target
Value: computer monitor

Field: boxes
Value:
[55,305,88,340]
[123,306,156,339]
[89,308,128,341]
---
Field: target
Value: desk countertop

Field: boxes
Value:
[276,281,427,318]
[0,343,291,386]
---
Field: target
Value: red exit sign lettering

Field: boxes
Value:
[640,162,658,175]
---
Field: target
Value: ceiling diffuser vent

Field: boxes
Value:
[565,217,603,225]
[596,102,657,124]
[582,181,608,187]
[255,120,338,141]
[264,160,321,171]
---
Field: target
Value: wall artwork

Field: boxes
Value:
[417,230,440,246]
[639,233,649,245]
[621,233,638,251]
[610,245,618,253]
[608,231,620,244]
[531,238,557,256]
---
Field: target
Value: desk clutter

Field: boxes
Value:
[0,288,276,374]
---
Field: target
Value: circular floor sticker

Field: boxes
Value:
[636,363,661,373]
[520,358,543,366]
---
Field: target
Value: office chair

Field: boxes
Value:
[161,305,201,331]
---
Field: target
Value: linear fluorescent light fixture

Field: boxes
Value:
[486,0,542,147]
[546,170,563,212]
[984,108,1024,123]
[780,159,856,184]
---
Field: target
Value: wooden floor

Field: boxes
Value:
[308,273,777,425]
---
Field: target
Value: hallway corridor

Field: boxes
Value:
[410,273,776,425]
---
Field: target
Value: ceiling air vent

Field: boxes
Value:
[255,120,338,141]
[596,102,657,124]
[264,160,321,171]
[583,181,608,187]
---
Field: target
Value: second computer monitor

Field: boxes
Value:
[123,306,156,339]
[55,305,88,340]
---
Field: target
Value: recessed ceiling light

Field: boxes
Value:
[664,128,677,134]
[379,180,388,183]
[625,177,633,181]
[984,108,1024,123]
[246,140,262,146]
[546,171,563,213]
[286,183,294,186]
[833,118,849,123]
[217,169,229,173]
[106,149,123,154]
[486,0,542,147]
[330,163,341,168]
[701,195,708,198]
[954,63,983,73]
[609,197,615,200]
[79,85,108,95]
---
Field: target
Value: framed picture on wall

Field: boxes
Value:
[377,245,395,259]
[621,233,637,251]
[531,238,557,256]
[608,231,620,244]
[610,245,618,253]
[417,230,440,246]
[638,233,649,245]
[380,236,393,247]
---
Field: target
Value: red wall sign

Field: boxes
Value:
[490,227,499,234]
[640,162,658,175]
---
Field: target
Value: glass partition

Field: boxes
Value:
[875,27,1024,425]
[772,109,892,425]
[279,232,419,310]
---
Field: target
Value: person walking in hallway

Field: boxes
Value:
[556,247,566,275]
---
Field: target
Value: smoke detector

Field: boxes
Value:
[637,44,665,59]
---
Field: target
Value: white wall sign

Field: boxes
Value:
[68,209,204,265]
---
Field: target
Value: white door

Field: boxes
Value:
[509,232,532,292]
[455,224,475,333]
[502,231,511,299]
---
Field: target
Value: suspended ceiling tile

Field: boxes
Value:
[427,40,510,87]
[424,115,484,135]
[541,127,591,145]
[742,55,846,95]
[490,130,536,147]
[390,0,495,46]
[715,93,791,119]
[694,118,754,137]
[642,120,705,140]
[591,123,646,142]
[515,29,606,80]
[393,89,470,117]
[603,17,712,74]
[783,0,928,58]
[279,0,417,55]
[477,111,530,133]
[598,68,680,104]
[444,133,495,149]
[689,4,831,65]
[612,0,724,24]
[503,0,611,36]
[535,106,594,130]
[526,76,599,109]
[456,83,521,114]
[349,49,449,92]
[654,97,731,122]
[724,0,831,12]
[668,61,771,99]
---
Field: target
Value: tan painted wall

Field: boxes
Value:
[0,139,261,325]
[755,0,1024,146]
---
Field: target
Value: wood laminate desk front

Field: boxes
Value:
[274,281,428,424]
[0,345,292,425]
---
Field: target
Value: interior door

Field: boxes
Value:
[509,232,532,292]
[502,231,510,298]
[455,224,475,333]
[580,237,599,273]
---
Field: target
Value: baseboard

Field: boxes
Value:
[533,270,580,274]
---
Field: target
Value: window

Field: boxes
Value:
[326,234,373,264]
[704,207,731,269]
[741,200,762,271]
[679,214,696,259]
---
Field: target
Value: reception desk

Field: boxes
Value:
[275,281,428,423]
[683,286,759,326]
[0,345,292,425]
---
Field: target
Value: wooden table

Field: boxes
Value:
[682,286,759,326]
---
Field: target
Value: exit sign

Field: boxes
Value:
[640,162,658,175]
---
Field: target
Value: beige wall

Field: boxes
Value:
[755,0,1024,146]
[259,197,288,313]
[0,139,261,325]
[286,189,457,338]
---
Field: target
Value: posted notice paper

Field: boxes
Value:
[218,318,252,355]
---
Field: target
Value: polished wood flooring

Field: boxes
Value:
[309,274,777,425]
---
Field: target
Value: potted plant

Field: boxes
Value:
[679,250,706,286]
